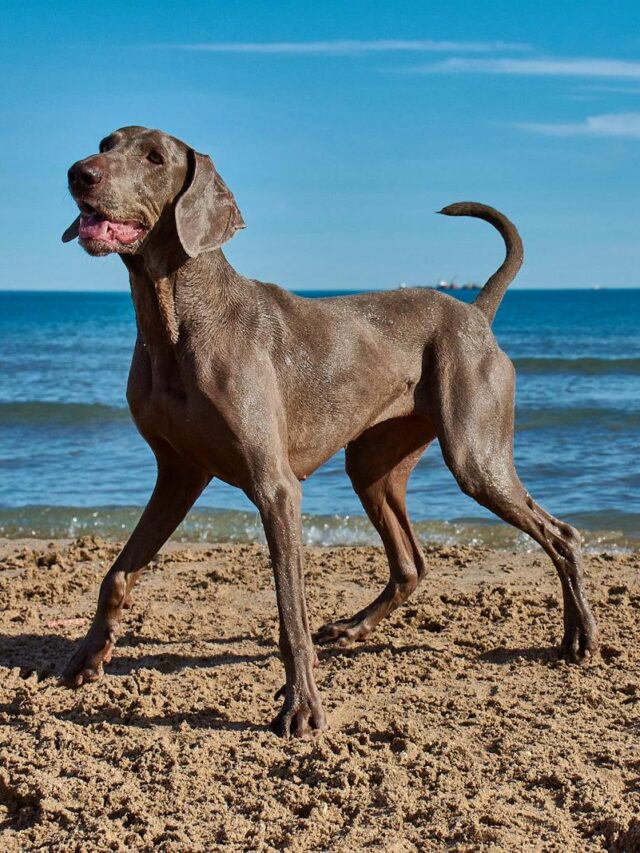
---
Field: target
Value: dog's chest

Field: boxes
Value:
[126,349,244,481]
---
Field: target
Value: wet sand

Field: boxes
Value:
[0,537,638,851]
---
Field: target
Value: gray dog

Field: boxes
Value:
[61,126,599,737]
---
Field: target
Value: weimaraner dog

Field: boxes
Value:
[61,126,599,737]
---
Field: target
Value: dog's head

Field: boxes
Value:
[63,126,245,258]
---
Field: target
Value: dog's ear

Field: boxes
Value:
[175,150,245,258]
[62,215,80,243]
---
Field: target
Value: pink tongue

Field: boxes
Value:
[79,214,145,244]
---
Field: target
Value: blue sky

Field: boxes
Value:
[1,0,639,291]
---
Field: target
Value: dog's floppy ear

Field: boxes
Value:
[175,150,245,258]
[62,215,80,243]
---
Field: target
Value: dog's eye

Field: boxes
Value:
[146,151,164,165]
[99,137,114,153]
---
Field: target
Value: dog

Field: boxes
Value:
[61,126,599,737]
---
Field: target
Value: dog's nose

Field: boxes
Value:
[68,162,104,187]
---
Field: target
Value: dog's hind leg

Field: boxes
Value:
[315,417,434,647]
[62,448,209,686]
[435,346,599,661]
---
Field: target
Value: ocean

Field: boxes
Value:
[0,289,638,550]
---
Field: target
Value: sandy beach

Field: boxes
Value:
[0,537,638,851]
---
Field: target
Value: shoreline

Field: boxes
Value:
[1,508,638,553]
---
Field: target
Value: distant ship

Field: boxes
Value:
[398,279,481,291]
[435,279,482,291]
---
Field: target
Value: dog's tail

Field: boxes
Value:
[438,202,523,324]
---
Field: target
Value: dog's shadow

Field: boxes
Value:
[0,631,559,679]
[0,631,277,680]
[0,629,561,671]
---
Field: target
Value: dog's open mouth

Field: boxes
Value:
[78,205,147,245]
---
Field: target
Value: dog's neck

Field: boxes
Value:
[122,249,237,350]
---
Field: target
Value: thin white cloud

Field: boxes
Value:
[161,39,530,55]
[413,57,640,78]
[519,112,640,138]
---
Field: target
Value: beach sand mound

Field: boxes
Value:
[0,537,638,852]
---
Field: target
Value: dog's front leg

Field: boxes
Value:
[62,454,208,686]
[253,471,326,738]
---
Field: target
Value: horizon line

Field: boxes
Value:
[2,286,638,294]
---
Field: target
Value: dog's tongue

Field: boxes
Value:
[79,213,145,245]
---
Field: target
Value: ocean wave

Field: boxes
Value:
[513,357,640,376]
[517,407,640,431]
[1,399,637,434]
[0,506,637,552]
[0,401,130,425]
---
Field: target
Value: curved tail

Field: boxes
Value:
[438,201,523,324]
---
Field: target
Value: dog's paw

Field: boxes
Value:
[270,697,327,739]
[61,623,116,687]
[559,621,600,663]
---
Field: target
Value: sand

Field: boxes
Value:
[0,536,638,852]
